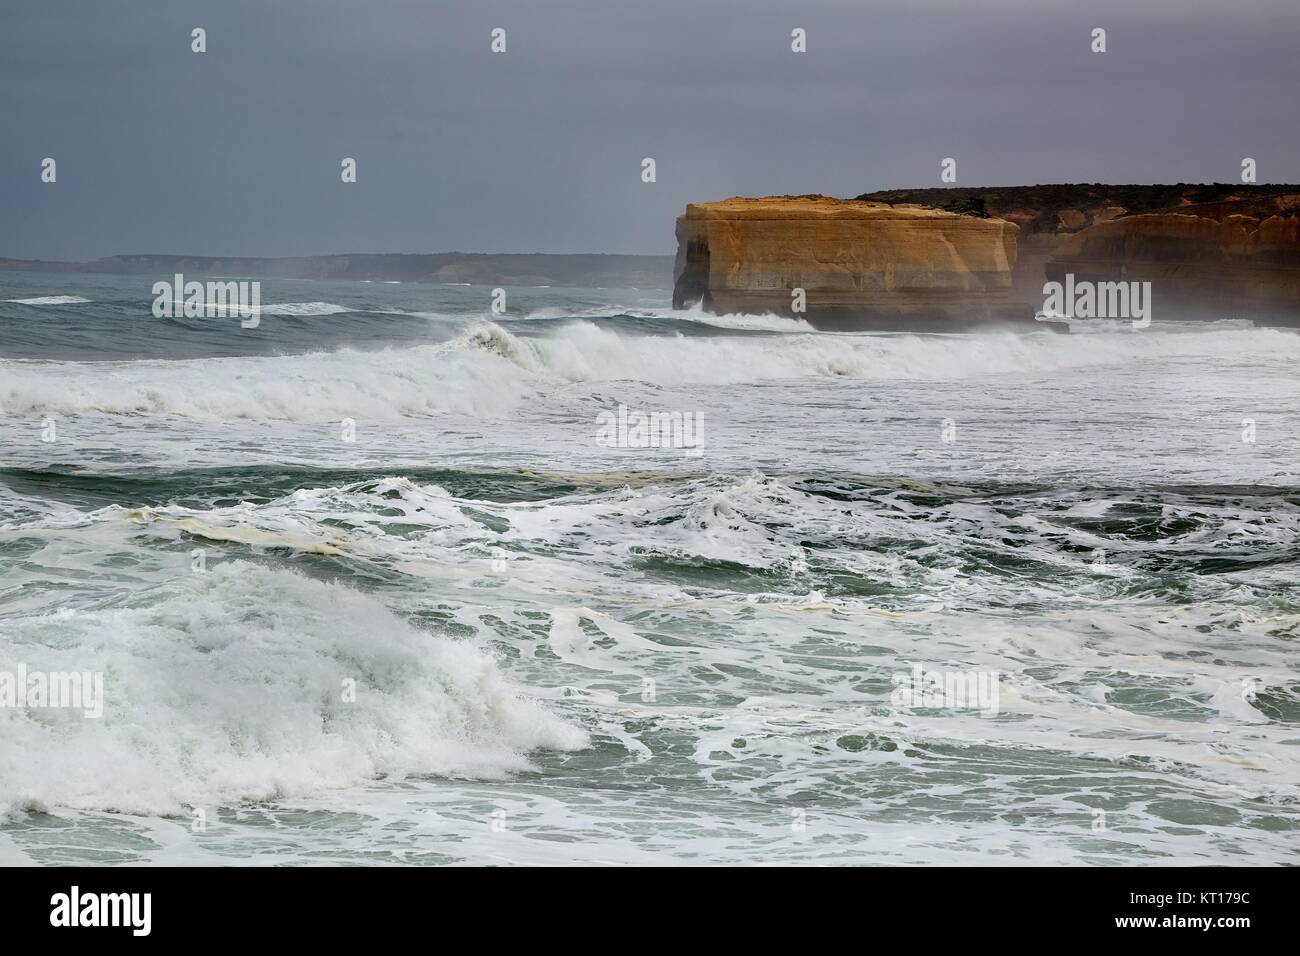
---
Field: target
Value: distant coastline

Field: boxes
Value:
[0,252,676,290]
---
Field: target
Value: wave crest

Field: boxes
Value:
[4,320,1298,421]
[0,562,586,818]
[4,296,93,305]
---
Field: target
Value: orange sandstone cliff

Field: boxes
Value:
[672,196,1020,329]
[859,184,1300,323]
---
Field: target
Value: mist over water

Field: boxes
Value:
[1,272,1298,864]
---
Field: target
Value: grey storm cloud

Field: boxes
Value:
[2,0,1298,260]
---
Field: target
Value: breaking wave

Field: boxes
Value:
[3,319,1298,421]
[0,562,587,818]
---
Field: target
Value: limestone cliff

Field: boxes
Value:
[858,184,1300,321]
[1044,210,1300,320]
[673,196,1019,329]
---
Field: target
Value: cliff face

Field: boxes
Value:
[1045,211,1300,318]
[858,185,1300,321]
[673,196,1019,328]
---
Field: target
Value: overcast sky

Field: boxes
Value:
[3,0,1298,260]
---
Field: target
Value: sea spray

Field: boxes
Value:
[0,563,587,819]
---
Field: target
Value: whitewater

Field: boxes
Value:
[1,272,1297,865]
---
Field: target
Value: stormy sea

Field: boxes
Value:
[1,271,1297,865]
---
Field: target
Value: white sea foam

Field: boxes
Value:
[0,341,538,419]
[7,473,1295,843]
[464,320,1300,385]
[5,279,1299,865]
[460,319,1300,385]
[4,295,93,305]
[3,321,1299,422]
[0,562,587,819]
[520,302,816,332]
[639,301,815,333]
[690,313,817,332]
[252,301,353,316]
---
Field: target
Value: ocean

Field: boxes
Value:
[1,271,1297,865]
